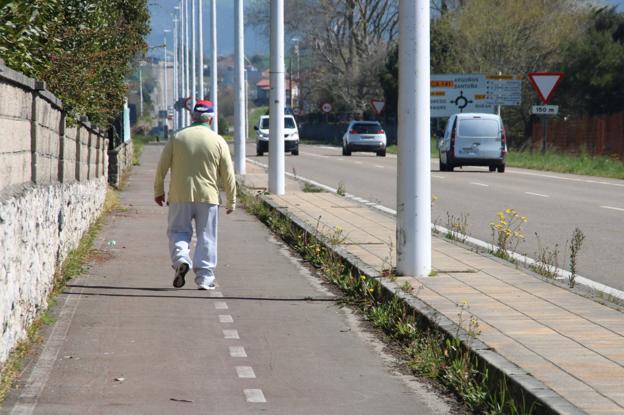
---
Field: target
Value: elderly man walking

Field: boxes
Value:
[154,100,236,290]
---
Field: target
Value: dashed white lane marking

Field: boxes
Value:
[511,170,624,188]
[10,286,84,415]
[319,145,336,150]
[244,389,266,403]
[470,182,489,187]
[236,366,256,378]
[229,346,247,357]
[223,329,239,339]
[601,205,624,212]
[219,314,234,323]
[374,165,384,169]
[525,192,550,198]
[431,174,445,179]
[210,291,224,297]
[215,301,228,310]
[354,161,363,165]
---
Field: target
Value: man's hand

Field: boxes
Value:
[226,208,234,215]
[155,195,166,206]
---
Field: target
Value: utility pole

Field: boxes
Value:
[396,0,431,277]
[269,0,285,194]
[173,16,179,130]
[164,30,171,124]
[139,64,143,116]
[191,0,197,110]
[198,0,204,101]
[182,0,189,127]
[211,0,218,133]
[234,0,246,175]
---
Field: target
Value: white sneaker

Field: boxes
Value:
[197,282,216,290]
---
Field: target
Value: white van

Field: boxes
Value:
[438,113,507,172]
[254,114,299,156]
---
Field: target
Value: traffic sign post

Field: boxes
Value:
[528,72,564,154]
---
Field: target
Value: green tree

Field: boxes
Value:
[559,6,624,116]
[0,0,150,126]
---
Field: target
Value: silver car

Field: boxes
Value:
[438,113,507,172]
[342,121,387,157]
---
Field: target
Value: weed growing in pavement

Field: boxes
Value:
[240,188,538,414]
[399,280,415,294]
[489,209,527,260]
[336,181,347,196]
[302,182,324,193]
[445,212,469,243]
[568,227,585,288]
[530,233,562,280]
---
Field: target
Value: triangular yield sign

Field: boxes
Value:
[528,72,564,104]
[371,99,385,114]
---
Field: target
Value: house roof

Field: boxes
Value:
[255,78,298,91]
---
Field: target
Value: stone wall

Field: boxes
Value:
[0,61,116,365]
[108,140,134,188]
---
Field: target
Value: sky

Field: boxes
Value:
[147,0,268,57]
[147,0,624,58]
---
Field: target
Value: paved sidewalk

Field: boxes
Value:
[1,144,455,415]
[241,162,624,415]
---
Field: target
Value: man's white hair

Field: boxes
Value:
[192,111,214,123]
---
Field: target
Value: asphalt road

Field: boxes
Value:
[247,143,624,292]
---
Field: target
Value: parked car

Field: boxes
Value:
[438,113,507,172]
[342,121,387,157]
[254,115,299,156]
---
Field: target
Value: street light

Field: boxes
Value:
[164,29,172,119]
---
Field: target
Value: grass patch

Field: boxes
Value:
[302,182,324,193]
[239,188,539,414]
[131,134,153,166]
[0,188,120,403]
[389,140,624,179]
[507,149,624,179]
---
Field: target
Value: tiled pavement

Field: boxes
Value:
[241,161,624,415]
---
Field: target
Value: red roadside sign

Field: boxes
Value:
[528,72,564,104]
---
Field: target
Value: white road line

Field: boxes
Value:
[470,182,489,187]
[215,301,228,310]
[511,170,624,188]
[525,192,550,198]
[223,329,239,339]
[10,286,84,415]
[601,205,624,212]
[431,175,445,179]
[219,315,234,323]
[244,389,266,403]
[236,366,256,378]
[354,161,363,165]
[374,165,384,169]
[210,291,224,298]
[229,346,247,357]
[319,146,336,150]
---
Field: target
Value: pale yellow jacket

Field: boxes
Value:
[154,123,236,210]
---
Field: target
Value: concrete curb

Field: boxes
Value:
[239,182,588,415]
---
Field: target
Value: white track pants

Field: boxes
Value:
[167,202,219,286]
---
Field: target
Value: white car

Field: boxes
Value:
[438,113,507,172]
[342,121,387,157]
[254,115,299,156]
